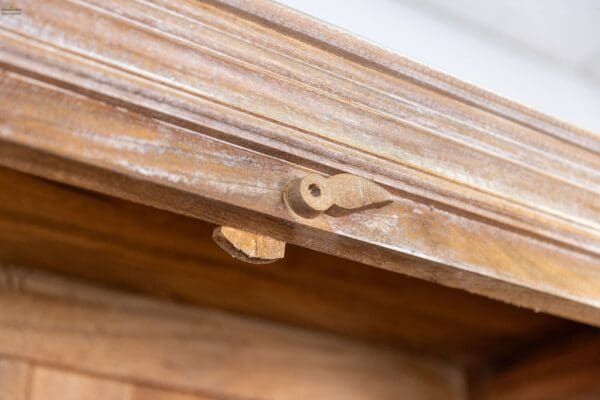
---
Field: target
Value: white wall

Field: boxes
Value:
[277,0,600,134]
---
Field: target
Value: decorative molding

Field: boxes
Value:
[0,0,599,324]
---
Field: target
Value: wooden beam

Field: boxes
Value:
[0,166,578,365]
[0,264,466,400]
[0,0,599,324]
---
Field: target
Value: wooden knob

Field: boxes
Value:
[284,173,393,218]
[284,174,334,217]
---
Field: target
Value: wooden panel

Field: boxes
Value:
[29,367,210,400]
[0,0,599,326]
[30,367,131,400]
[0,263,466,400]
[132,387,204,400]
[0,358,213,400]
[0,166,584,365]
[478,335,600,400]
[0,358,30,400]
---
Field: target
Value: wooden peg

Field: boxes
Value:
[284,173,392,218]
[212,226,285,264]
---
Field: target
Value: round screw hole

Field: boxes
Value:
[308,183,321,197]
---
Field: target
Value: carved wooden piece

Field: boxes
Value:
[284,173,393,218]
[0,0,599,324]
[213,226,285,263]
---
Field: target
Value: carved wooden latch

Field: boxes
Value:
[284,173,392,218]
[213,174,392,263]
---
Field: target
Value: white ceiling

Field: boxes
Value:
[413,0,600,82]
[277,0,600,133]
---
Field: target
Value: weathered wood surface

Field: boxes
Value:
[0,167,583,366]
[213,226,286,263]
[0,264,466,400]
[284,173,393,218]
[0,0,599,323]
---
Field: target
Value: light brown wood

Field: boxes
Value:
[30,367,131,400]
[0,357,215,400]
[0,358,30,400]
[1,71,599,329]
[132,387,205,400]
[28,366,211,400]
[284,173,392,218]
[0,263,466,400]
[213,226,285,263]
[0,0,599,324]
[0,166,585,366]
[1,1,599,397]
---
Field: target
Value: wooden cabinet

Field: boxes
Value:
[0,1,598,398]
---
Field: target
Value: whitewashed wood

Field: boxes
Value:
[0,0,598,324]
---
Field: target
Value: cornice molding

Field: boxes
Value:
[1,0,599,324]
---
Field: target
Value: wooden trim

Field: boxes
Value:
[0,264,465,400]
[0,166,576,365]
[214,0,600,152]
[0,0,599,324]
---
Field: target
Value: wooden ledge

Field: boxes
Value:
[0,0,599,325]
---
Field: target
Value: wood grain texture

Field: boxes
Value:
[478,335,600,400]
[213,0,600,152]
[0,357,215,400]
[0,166,585,366]
[284,173,393,218]
[30,367,131,400]
[0,0,599,323]
[29,367,212,400]
[1,70,599,329]
[213,226,285,263]
[0,358,30,400]
[0,263,466,400]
